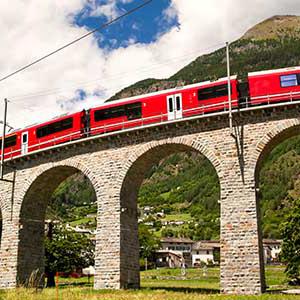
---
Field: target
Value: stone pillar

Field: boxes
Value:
[0,180,19,289]
[0,217,19,288]
[120,180,140,288]
[94,163,140,289]
[219,132,265,294]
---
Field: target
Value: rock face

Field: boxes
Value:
[242,15,300,41]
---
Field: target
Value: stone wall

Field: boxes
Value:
[0,103,299,294]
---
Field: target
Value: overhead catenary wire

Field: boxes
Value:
[0,0,154,84]
[9,41,225,104]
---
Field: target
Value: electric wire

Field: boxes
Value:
[0,0,153,83]
[8,42,225,104]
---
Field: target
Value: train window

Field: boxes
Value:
[215,84,229,97]
[168,98,174,112]
[22,134,27,143]
[280,74,298,87]
[125,102,142,120]
[36,117,73,138]
[94,105,126,122]
[198,87,214,100]
[176,96,181,110]
[198,84,228,100]
[0,135,17,149]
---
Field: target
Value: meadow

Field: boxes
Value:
[1,266,300,300]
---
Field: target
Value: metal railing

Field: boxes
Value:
[4,89,300,161]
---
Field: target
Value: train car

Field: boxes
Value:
[89,76,239,136]
[0,131,21,160]
[248,66,300,105]
[28,111,84,153]
[0,111,83,160]
[0,75,240,159]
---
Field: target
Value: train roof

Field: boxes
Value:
[249,66,300,77]
[89,75,237,109]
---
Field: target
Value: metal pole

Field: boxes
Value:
[226,42,233,135]
[0,98,8,179]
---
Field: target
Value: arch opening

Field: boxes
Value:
[254,124,300,284]
[17,165,96,287]
[120,143,221,289]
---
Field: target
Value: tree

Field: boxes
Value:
[44,224,94,287]
[280,198,300,284]
[138,224,160,264]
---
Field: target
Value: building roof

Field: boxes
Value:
[263,239,282,245]
[160,237,194,244]
[192,240,220,251]
[156,249,183,258]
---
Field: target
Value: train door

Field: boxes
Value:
[167,93,183,120]
[174,93,183,119]
[21,131,28,155]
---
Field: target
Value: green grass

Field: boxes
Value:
[161,213,193,222]
[2,287,300,300]
[69,218,95,227]
[0,266,299,299]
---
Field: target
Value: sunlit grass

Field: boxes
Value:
[0,266,299,299]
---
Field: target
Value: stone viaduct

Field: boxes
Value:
[0,101,300,294]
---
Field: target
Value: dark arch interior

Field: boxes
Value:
[255,125,300,184]
[254,125,300,285]
[17,166,96,286]
[119,143,220,287]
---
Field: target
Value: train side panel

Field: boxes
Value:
[183,79,239,118]
[0,112,83,159]
[249,67,300,105]
[29,112,83,151]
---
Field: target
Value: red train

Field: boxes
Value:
[2,66,300,160]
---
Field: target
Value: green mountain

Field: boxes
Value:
[47,15,300,240]
[109,15,300,101]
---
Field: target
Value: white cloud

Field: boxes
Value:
[0,0,300,130]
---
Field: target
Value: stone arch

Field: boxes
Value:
[16,162,97,286]
[117,138,221,288]
[250,120,300,289]
[253,119,300,182]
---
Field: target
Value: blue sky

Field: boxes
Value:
[74,0,179,49]
[1,0,300,127]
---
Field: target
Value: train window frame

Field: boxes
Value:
[280,74,298,88]
[168,98,174,112]
[198,84,229,101]
[0,135,17,149]
[176,96,181,110]
[36,117,73,138]
[125,102,142,120]
[94,105,127,122]
[22,134,27,144]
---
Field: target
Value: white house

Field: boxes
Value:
[191,240,220,266]
[160,237,193,253]
[263,239,282,264]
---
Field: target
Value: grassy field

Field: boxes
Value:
[1,266,300,300]
[161,213,193,222]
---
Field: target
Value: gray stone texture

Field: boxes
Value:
[0,104,299,294]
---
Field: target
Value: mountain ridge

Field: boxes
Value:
[108,15,300,101]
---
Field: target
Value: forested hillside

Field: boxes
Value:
[109,15,300,101]
[47,15,300,240]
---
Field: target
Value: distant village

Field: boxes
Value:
[47,204,283,271]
